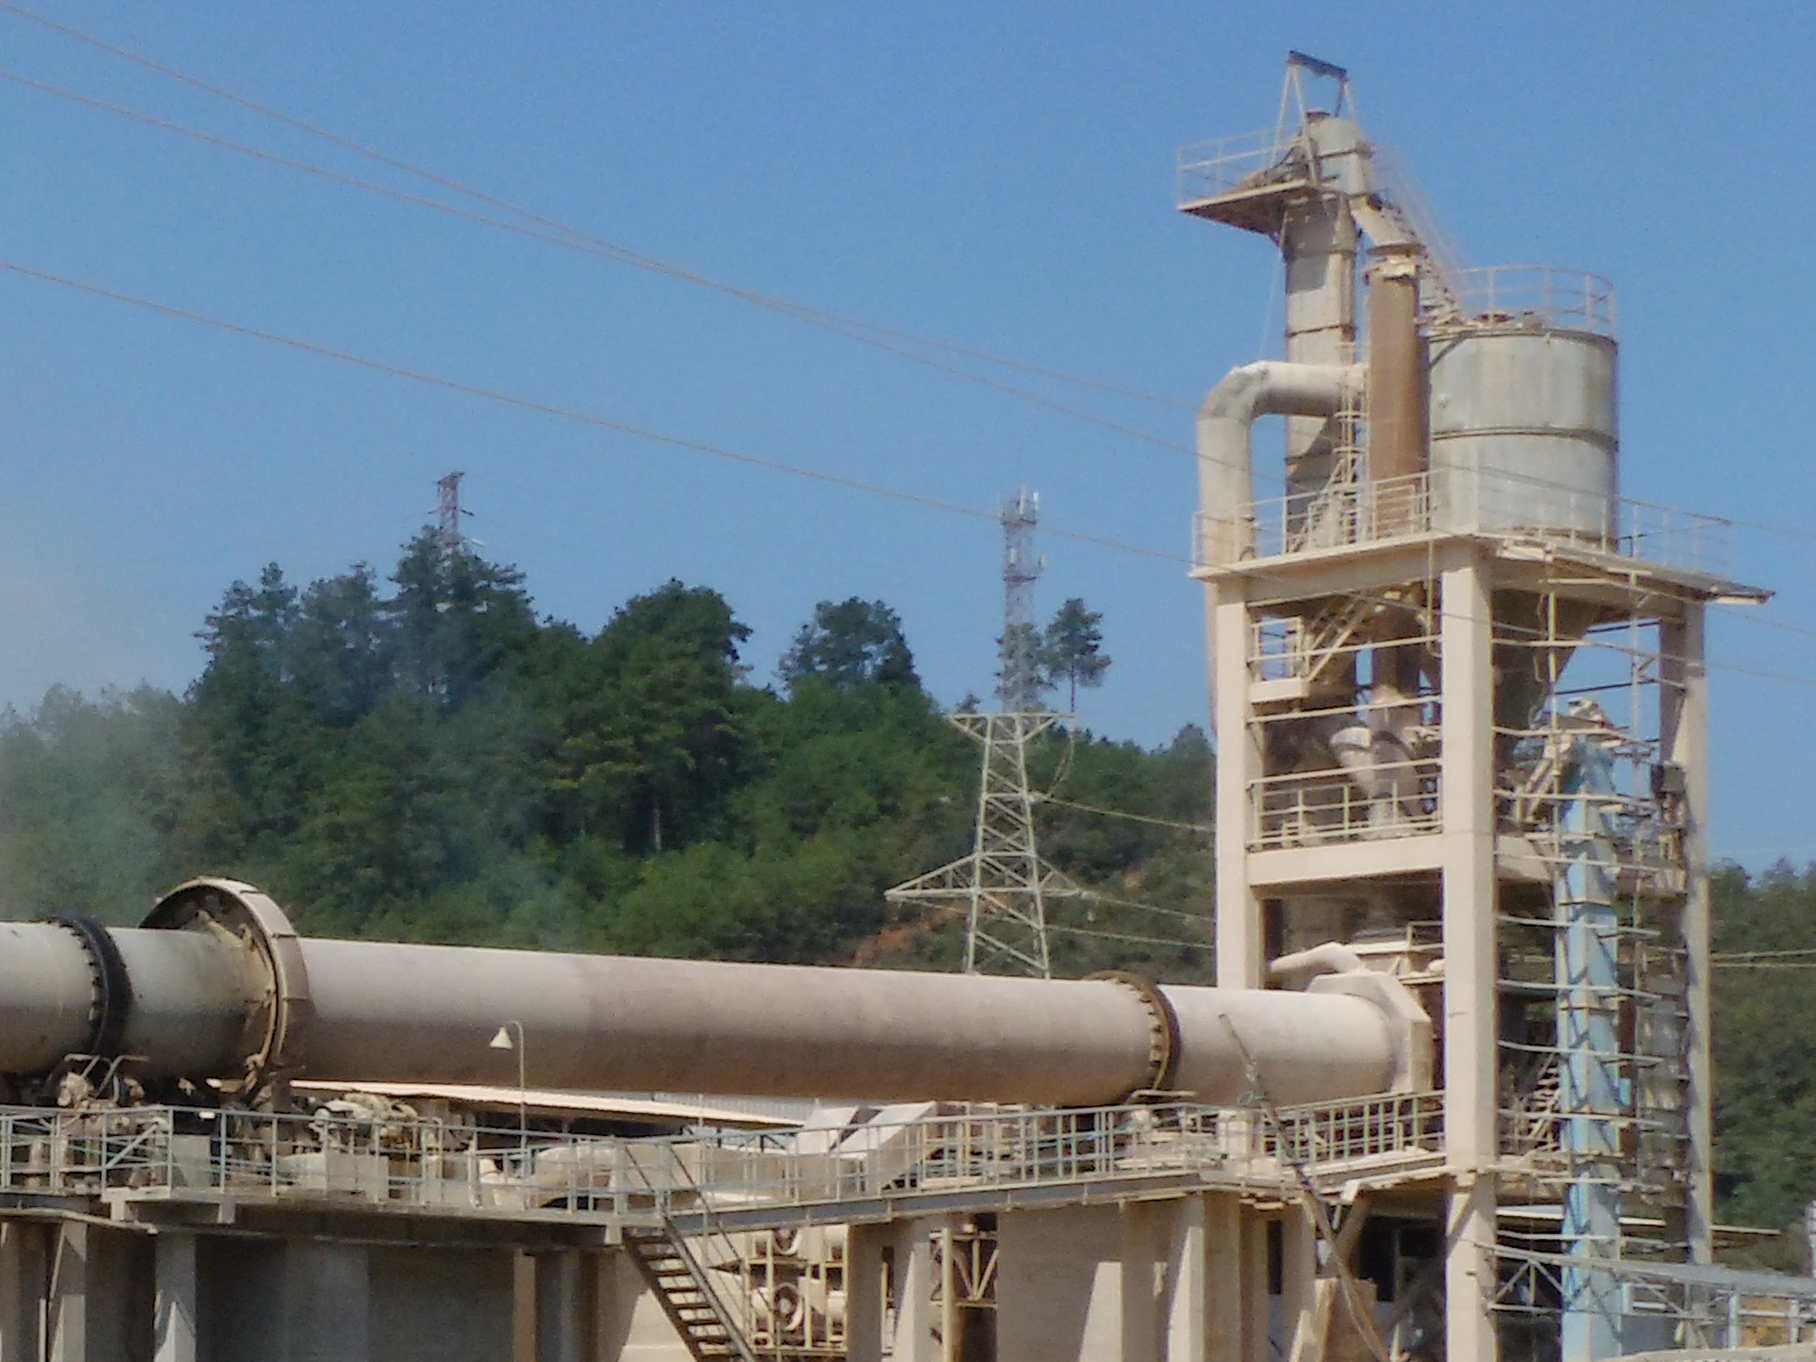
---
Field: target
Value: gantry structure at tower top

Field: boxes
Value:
[1177,50,1767,1362]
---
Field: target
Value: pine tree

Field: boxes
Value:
[778,598,919,693]
[1041,598,1111,711]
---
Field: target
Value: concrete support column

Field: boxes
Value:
[1203,1196,1242,1362]
[512,1252,536,1362]
[1281,1214,1319,1362]
[535,1251,596,1362]
[1663,606,1713,1265]
[998,1205,1121,1362]
[594,1250,679,1362]
[47,1221,88,1362]
[1164,1198,1206,1362]
[0,1221,45,1362]
[1439,548,1499,1362]
[1239,1211,1269,1362]
[889,1220,938,1362]
[846,1224,888,1362]
[1213,583,1263,989]
[1121,1203,1165,1362]
[154,1232,197,1362]
[284,1240,369,1362]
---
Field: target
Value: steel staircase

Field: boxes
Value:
[626,1226,759,1362]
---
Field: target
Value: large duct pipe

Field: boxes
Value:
[0,880,1425,1110]
[1196,360,1362,565]
[1365,243,1427,487]
[1281,116,1367,497]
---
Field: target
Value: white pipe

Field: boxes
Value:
[1269,943,1365,982]
[1196,360,1362,564]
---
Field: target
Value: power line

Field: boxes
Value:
[0,6,1198,418]
[1713,606,1816,642]
[0,63,1220,469]
[18,247,1816,697]
[1711,947,1816,961]
[1041,795,1211,833]
[1711,961,1816,969]
[1076,890,1214,929]
[19,6,1816,562]
[0,254,1189,568]
[1046,923,1213,954]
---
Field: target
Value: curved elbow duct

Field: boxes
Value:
[1197,360,1362,564]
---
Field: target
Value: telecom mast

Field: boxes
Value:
[886,488,1079,977]
[996,487,1045,710]
[435,471,469,556]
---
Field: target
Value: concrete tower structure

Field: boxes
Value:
[0,53,1806,1362]
[1180,51,1766,1362]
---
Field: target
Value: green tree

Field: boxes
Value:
[186,564,322,862]
[1042,598,1111,711]
[995,622,1052,711]
[386,532,539,709]
[546,582,753,855]
[286,567,392,727]
[778,598,919,693]
[0,686,188,923]
[1711,861,1816,1237]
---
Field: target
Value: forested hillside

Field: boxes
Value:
[0,535,1212,977]
[0,534,1809,1247]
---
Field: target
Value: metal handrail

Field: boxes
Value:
[1176,128,1310,204]
[1250,758,1441,851]
[1197,467,1732,575]
[0,1092,1448,1222]
[1439,265,1616,338]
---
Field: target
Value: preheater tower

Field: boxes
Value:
[1179,53,1765,1362]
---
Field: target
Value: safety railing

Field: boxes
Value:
[0,1093,1450,1223]
[1250,761,1441,851]
[1439,265,1616,338]
[1267,1091,1444,1167]
[1493,1247,1816,1343]
[1196,468,1733,576]
[1175,128,1309,205]
[0,1103,640,1218]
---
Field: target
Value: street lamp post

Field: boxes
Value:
[489,1021,528,1164]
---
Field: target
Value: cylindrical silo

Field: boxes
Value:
[1428,268,1618,539]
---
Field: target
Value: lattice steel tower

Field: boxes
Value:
[435,471,469,556]
[997,487,1045,710]
[886,488,1078,977]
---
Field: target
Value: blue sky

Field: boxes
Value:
[0,2,1810,865]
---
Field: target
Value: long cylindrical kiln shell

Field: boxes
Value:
[0,923,96,1074]
[0,913,1401,1108]
[298,939,1395,1107]
[299,938,1163,1106]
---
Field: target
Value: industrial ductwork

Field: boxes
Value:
[1196,360,1363,564]
[0,879,1431,1110]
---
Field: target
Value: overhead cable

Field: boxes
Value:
[0,4,1197,417]
[1045,923,1213,954]
[1041,795,1212,833]
[0,255,1187,566]
[15,251,1816,694]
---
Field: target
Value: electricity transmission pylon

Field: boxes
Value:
[886,711,1081,976]
[885,488,1078,977]
[434,471,470,556]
